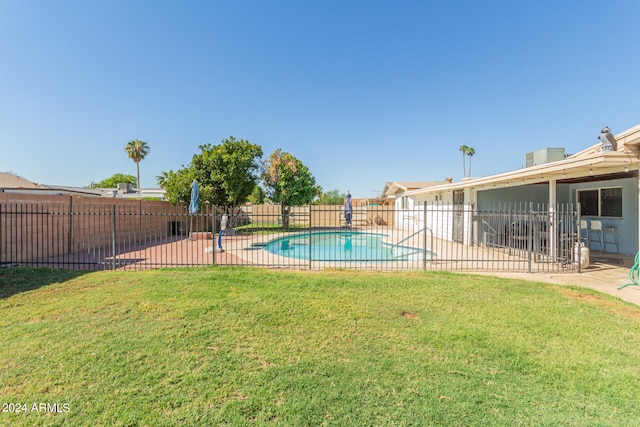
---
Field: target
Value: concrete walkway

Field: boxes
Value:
[478,254,640,307]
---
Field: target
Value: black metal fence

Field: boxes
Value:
[0,200,581,273]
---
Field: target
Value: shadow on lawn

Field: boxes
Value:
[0,267,88,299]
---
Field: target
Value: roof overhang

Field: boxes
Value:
[406,150,639,197]
[383,182,409,197]
[613,123,640,149]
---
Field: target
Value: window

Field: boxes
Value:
[601,188,622,217]
[578,190,598,216]
[578,187,622,218]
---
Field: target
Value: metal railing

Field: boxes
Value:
[0,199,580,272]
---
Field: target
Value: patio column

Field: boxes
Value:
[468,188,478,245]
[548,179,557,261]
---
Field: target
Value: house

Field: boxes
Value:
[0,172,48,191]
[394,124,640,256]
[382,181,447,207]
[0,173,165,199]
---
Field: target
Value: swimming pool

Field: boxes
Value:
[263,231,434,262]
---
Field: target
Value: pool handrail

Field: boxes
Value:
[390,227,434,267]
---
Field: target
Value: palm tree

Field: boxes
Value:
[124,139,150,189]
[466,146,476,177]
[459,145,469,178]
[315,185,324,203]
[156,170,170,189]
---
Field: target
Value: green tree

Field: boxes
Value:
[156,171,170,189]
[124,139,150,189]
[262,149,317,229]
[458,145,476,178]
[466,146,476,177]
[248,185,266,205]
[191,136,263,209]
[162,168,196,205]
[162,136,263,216]
[90,173,137,188]
[316,189,346,205]
[459,145,469,178]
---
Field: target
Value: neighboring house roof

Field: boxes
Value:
[382,181,445,198]
[1,172,165,199]
[0,172,46,189]
[405,124,640,197]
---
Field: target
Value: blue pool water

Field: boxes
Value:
[263,231,434,261]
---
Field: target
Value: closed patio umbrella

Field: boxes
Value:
[189,180,199,214]
[188,180,199,239]
[345,192,352,226]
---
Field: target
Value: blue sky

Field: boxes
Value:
[1,1,639,198]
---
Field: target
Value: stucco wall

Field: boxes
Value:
[568,177,638,255]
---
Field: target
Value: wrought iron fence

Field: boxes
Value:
[0,200,580,272]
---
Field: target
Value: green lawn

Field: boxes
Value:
[1,267,640,426]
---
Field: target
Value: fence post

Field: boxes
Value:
[528,202,533,273]
[308,203,312,269]
[577,203,581,274]
[423,202,427,271]
[112,204,116,270]
[139,199,143,246]
[212,205,217,266]
[0,202,3,264]
[68,195,73,255]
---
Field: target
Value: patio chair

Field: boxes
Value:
[603,225,619,253]
[588,220,618,253]
[482,221,498,247]
[509,220,530,250]
[588,220,604,252]
[579,219,589,244]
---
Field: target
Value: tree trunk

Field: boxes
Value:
[461,153,466,178]
[281,204,291,231]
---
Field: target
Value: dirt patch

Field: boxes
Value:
[401,311,419,319]
[556,287,640,320]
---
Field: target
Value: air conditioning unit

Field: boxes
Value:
[117,183,133,193]
[524,148,565,168]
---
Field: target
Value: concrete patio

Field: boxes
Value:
[478,252,640,307]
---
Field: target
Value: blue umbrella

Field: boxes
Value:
[189,180,199,214]
[345,192,352,226]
